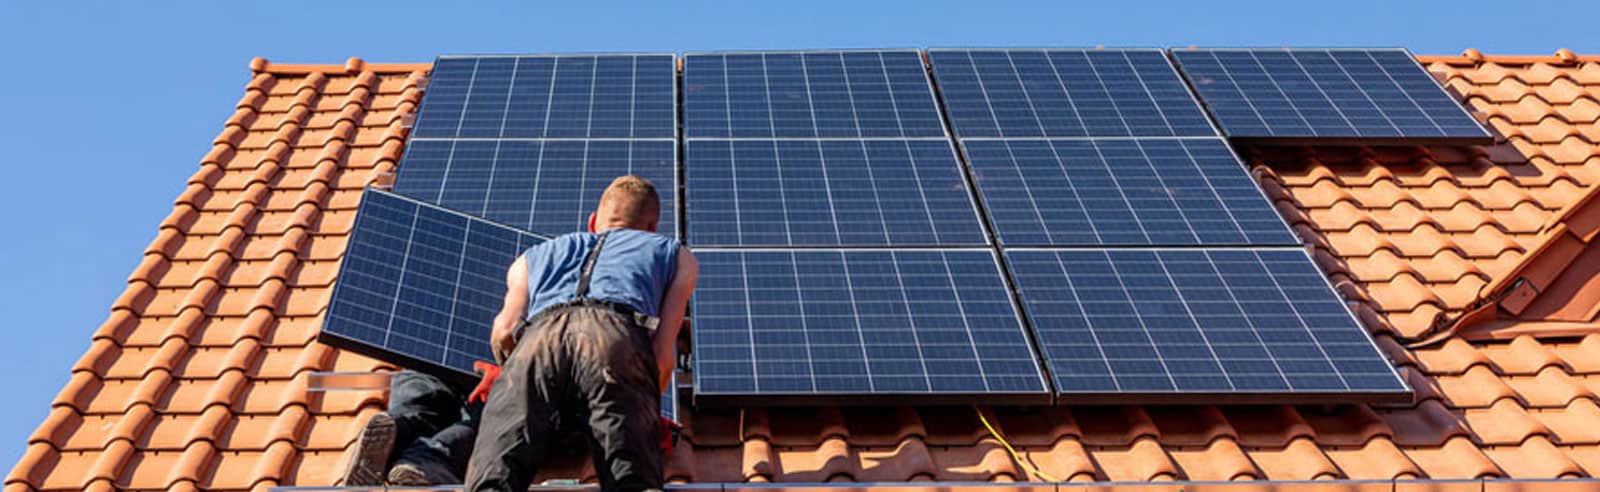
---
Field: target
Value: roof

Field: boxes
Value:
[6,51,1600,491]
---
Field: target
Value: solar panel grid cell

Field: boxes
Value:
[412,54,676,139]
[685,139,987,247]
[392,139,678,237]
[1005,248,1408,402]
[1172,48,1490,142]
[692,249,1049,404]
[963,138,1299,247]
[683,50,948,139]
[323,190,548,381]
[928,49,1218,138]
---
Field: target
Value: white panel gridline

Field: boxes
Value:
[1171,48,1490,141]
[961,137,1300,247]
[691,248,1050,403]
[682,50,949,139]
[412,54,677,140]
[928,48,1219,138]
[392,139,678,237]
[1005,247,1409,402]
[685,139,988,247]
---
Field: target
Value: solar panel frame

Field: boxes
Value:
[958,137,1301,247]
[391,138,681,239]
[682,49,952,139]
[319,189,551,387]
[1002,247,1410,404]
[690,248,1052,406]
[413,53,679,140]
[684,138,991,247]
[1170,47,1492,144]
[926,48,1221,138]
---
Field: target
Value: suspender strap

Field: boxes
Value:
[574,230,612,299]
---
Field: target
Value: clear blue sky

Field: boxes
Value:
[0,0,1594,466]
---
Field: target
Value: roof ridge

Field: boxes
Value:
[1420,48,1599,65]
[248,57,431,75]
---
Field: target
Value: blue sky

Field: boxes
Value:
[0,0,1594,466]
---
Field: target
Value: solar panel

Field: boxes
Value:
[320,189,549,384]
[963,138,1298,247]
[1004,248,1409,403]
[685,139,987,247]
[1171,48,1491,143]
[392,139,677,237]
[683,50,947,139]
[928,49,1217,138]
[691,249,1049,405]
[412,54,676,139]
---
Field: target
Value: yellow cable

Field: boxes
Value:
[976,406,1063,483]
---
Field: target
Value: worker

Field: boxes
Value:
[465,175,698,492]
[338,368,491,485]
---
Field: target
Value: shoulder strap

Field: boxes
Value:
[574,230,613,299]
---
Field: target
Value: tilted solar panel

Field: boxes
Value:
[392,139,677,237]
[1171,48,1491,143]
[682,50,947,139]
[928,48,1217,138]
[321,189,549,384]
[692,249,1050,405]
[413,54,676,139]
[322,191,682,421]
[685,139,987,247]
[1005,248,1409,403]
[963,138,1298,247]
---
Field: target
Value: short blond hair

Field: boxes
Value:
[597,175,661,229]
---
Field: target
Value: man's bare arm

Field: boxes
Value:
[653,249,698,392]
[491,256,530,364]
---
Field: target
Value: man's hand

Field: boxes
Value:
[491,321,517,365]
[492,256,531,365]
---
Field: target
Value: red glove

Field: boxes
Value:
[468,361,502,404]
[659,416,682,457]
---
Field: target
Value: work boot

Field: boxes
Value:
[386,442,461,485]
[337,412,396,486]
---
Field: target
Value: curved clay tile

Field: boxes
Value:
[1249,437,1344,479]
[1485,336,1572,375]
[1463,399,1552,445]
[1528,398,1600,443]
[1166,437,1259,481]
[1483,435,1586,478]
[1401,435,1502,478]
[1434,365,1521,408]
[1506,367,1597,408]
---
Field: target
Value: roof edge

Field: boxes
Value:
[249,56,431,75]
[1418,48,1598,65]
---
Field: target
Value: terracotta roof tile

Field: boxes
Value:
[12,52,1600,490]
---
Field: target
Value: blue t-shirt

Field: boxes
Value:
[524,229,681,319]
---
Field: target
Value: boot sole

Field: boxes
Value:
[338,412,396,486]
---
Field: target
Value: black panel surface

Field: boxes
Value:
[685,139,986,247]
[692,249,1049,404]
[928,49,1216,138]
[412,54,676,139]
[392,139,677,236]
[1171,48,1490,143]
[963,138,1297,246]
[683,50,947,139]
[1005,248,1409,403]
[321,190,547,381]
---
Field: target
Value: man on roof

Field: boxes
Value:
[465,175,698,492]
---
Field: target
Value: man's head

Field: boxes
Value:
[589,175,662,233]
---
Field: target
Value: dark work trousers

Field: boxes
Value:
[464,304,663,492]
[389,371,481,477]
